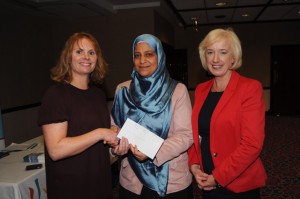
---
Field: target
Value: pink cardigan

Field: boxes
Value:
[112,81,193,195]
[188,71,267,193]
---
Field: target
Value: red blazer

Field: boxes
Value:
[188,71,267,193]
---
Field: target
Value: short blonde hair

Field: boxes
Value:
[199,28,242,71]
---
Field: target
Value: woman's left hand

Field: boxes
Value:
[202,174,217,191]
[113,137,129,156]
[130,144,148,162]
[190,165,217,191]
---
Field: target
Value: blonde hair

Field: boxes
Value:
[199,28,242,71]
[51,32,108,84]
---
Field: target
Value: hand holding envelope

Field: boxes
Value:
[117,118,164,159]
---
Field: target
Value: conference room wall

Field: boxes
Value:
[0,15,54,146]
[174,21,300,113]
[2,106,41,146]
[0,8,172,145]
[1,7,300,145]
[0,16,54,110]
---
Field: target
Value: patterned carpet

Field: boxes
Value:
[260,115,300,199]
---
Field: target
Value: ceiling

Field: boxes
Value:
[1,0,300,29]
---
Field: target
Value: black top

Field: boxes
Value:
[198,91,223,174]
[38,83,112,199]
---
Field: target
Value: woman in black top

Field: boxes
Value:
[38,32,118,199]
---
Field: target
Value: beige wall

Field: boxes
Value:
[1,7,300,143]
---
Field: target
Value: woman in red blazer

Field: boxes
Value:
[188,28,267,199]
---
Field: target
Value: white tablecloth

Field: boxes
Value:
[0,136,47,199]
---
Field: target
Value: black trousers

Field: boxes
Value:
[119,184,193,199]
[203,187,260,199]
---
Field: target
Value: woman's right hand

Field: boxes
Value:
[191,164,208,187]
[191,164,216,191]
[102,127,119,147]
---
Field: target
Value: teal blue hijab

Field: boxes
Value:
[111,34,177,196]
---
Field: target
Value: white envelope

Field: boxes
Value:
[117,118,164,159]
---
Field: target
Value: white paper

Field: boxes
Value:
[117,118,164,159]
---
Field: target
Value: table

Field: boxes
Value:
[0,136,47,199]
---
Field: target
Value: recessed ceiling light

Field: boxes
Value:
[216,2,227,7]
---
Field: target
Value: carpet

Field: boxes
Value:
[260,115,300,199]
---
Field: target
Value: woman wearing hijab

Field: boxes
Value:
[111,34,194,199]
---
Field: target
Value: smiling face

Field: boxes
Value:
[133,42,158,78]
[205,39,235,78]
[71,38,97,80]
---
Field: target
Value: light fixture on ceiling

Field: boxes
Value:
[191,17,200,32]
[216,2,227,7]
[242,13,249,17]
